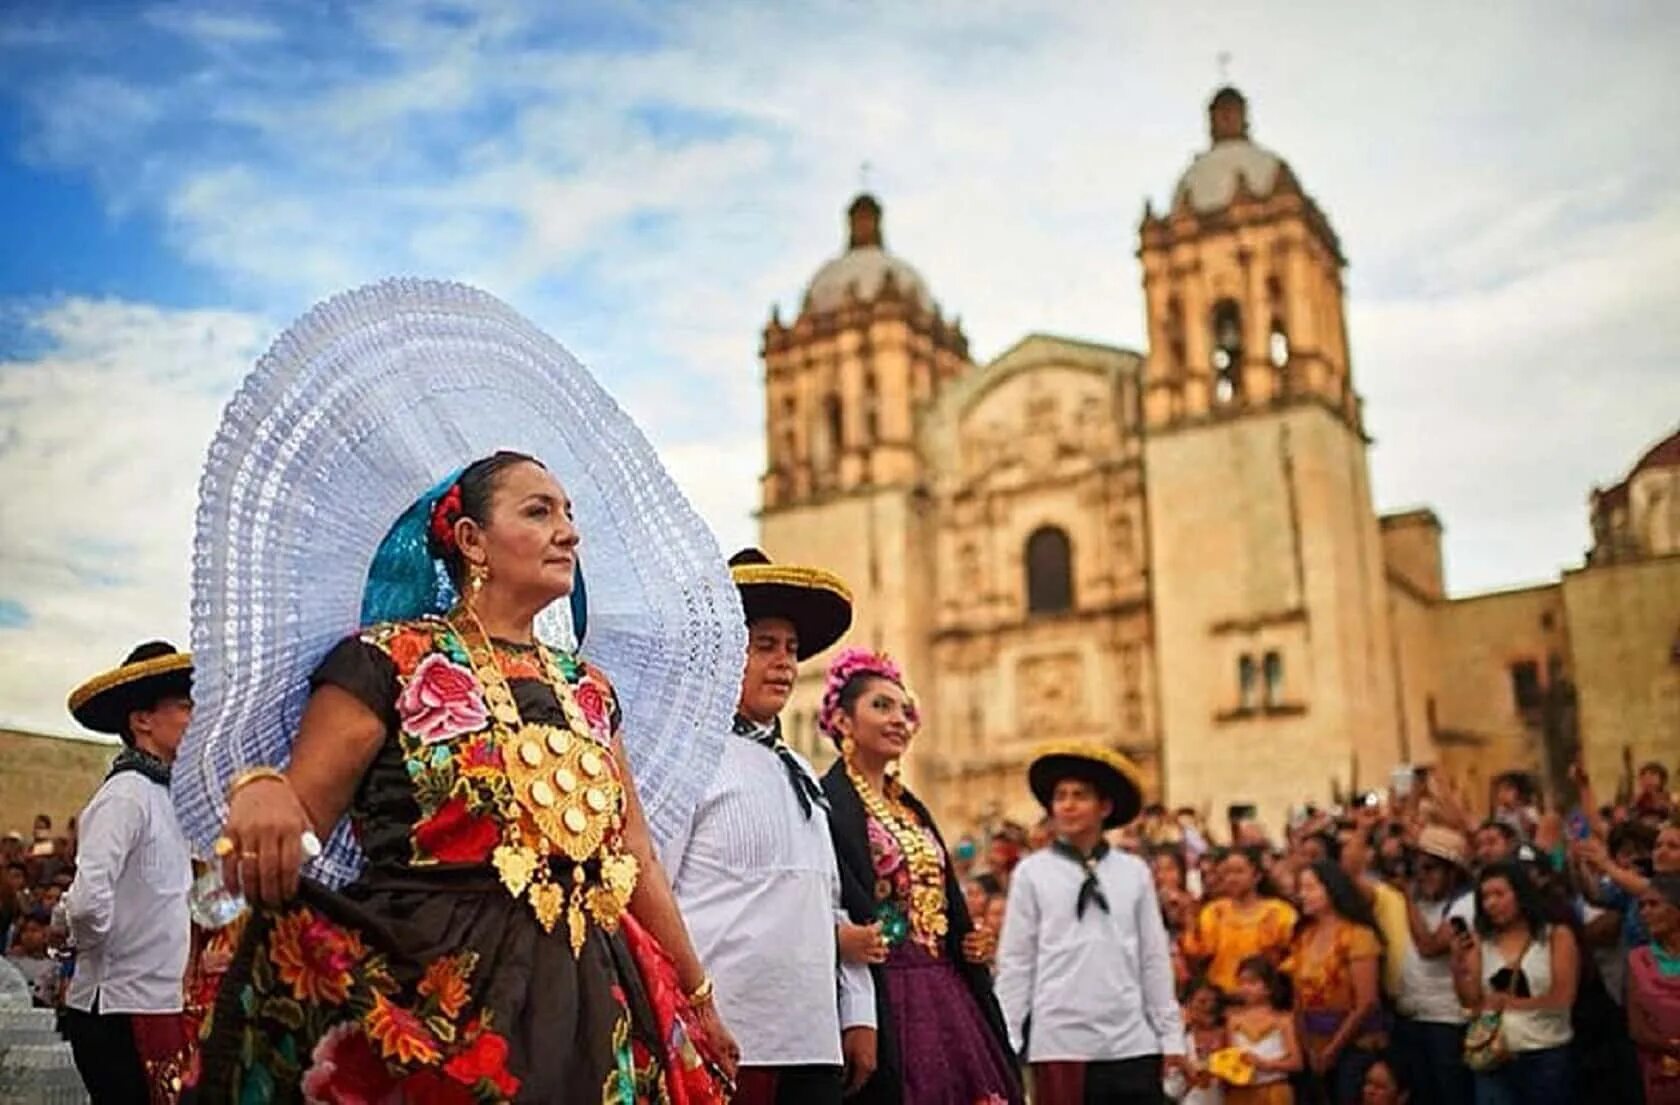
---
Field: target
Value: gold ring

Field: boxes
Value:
[212,836,235,858]
[241,850,260,860]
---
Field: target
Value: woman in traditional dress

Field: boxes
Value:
[819,649,1020,1105]
[1182,849,1297,997]
[1628,874,1680,1105]
[174,281,746,1103]
[1287,863,1384,1105]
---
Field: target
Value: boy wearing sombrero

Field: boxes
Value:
[663,550,876,1105]
[995,742,1186,1105]
[62,641,195,1104]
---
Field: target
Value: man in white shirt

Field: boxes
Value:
[1392,825,1475,1105]
[62,642,195,1104]
[996,742,1186,1105]
[663,550,876,1105]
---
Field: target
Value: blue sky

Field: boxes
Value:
[2,1,1678,735]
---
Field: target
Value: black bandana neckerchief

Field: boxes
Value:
[733,714,828,819]
[1051,838,1111,918]
[106,746,172,787]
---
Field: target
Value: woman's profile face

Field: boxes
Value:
[837,676,916,763]
[462,461,579,606]
[1479,875,1518,928]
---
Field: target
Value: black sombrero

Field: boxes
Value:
[1028,742,1145,829]
[729,548,853,660]
[67,641,193,738]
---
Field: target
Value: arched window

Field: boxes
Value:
[1263,650,1283,706]
[1210,298,1243,404]
[1025,526,1074,615]
[1237,654,1258,709]
[1164,296,1186,374]
[819,394,843,470]
[862,371,879,443]
[1266,277,1290,369]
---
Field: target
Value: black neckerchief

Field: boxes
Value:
[1051,838,1110,918]
[106,746,172,787]
[733,714,827,819]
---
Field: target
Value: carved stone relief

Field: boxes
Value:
[1017,651,1083,735]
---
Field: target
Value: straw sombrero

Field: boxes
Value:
[68,641,192,738]
[1028,741,1145,829]
[729,548,852,660]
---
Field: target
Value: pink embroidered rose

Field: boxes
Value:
[867,818,903,878]
[573,679,611,737]
[397,654,488,744]
[301,1023,398,1105]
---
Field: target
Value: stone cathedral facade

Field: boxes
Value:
[753,86,1680,833]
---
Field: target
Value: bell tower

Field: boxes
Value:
[756,194,973,767]
[1140,88,1401,827]
[1139,87,1357,431]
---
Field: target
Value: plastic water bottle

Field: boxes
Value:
[189,866,248,929]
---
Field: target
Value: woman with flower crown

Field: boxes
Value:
[173,281,746,1103]
[819,648,1022,1105]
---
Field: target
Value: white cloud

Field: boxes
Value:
[0,300,272,735]
[2,0,1679,731]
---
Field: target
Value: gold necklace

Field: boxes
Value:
[845,758,949,954]
[447,607,639,955]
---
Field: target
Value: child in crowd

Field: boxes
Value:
[1224,956,1300,1105]
[1181,975,1226,1105]
[5,908,58,1007]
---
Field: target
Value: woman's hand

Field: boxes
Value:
[1309,1041,1338,1075]
[838,921,889,965]
[219,776,312,906]
[693,1000,740,1080]
[961,925,997,966]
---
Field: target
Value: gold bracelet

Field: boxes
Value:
[226,766,288,802]
[684,975,715,1009]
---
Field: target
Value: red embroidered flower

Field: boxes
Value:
[386,627,433,677]
[414,796,500,864]
[399,1068,477,1105]
[270,906,366,1006]
[459,735,502,772]
[573,679,610,736]
[300,1022,399,1105]
[866,818,903,878]
[429,483,464,556]
[397,653,489,744]
[364,990,441,1065]
[419,954,472,1020]
[444,1030,520,1096]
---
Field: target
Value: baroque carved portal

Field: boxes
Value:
[1017,652,1083,735]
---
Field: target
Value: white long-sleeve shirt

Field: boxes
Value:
[995,846,1186,1063]
[64,772,191,1014]
[662,735,874,1066]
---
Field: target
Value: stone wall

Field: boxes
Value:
[1563,555,1680,788]
[0,728,115,838]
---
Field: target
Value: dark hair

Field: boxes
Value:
[1223,846,1285,900]
[1300,860,1382,940]
[19,907,50,927]
[431,450,544,587]
[1476,819,1519,844]
[1363,1056,1411,1099]
[1610,820,1658,858]
[1149,846,1188,882]
[1304,830,1341,862]
[1493,771,1537,803]
[1236,954,1292,1011]
[1474,860,1552,937]
[1642,762,1671,786]
[1180,973,1224,1013]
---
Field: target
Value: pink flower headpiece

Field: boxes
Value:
[818,646,920,740]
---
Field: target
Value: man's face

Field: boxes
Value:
[738,618,798,723]
[1640,769,1665,795]
[3,868,23,893]
[1494,782,1521,809]
[130,695,193,761]
[1052,779,1112,842]
[1475,826,1513,865]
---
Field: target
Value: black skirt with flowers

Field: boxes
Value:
[187,631,673,1104]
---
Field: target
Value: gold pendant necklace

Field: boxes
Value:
[447,606,639,954]
[845,758,949,954]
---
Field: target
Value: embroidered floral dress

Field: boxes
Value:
[189,618,717,1105]
[863,807,1019,1105]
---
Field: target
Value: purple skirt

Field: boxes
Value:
[882,944,1021,1105]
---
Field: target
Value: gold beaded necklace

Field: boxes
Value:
[448,606,639,956]
[844,757,949,955]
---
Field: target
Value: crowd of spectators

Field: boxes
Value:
[954,759,1680,1105]
[0,815,77,1011]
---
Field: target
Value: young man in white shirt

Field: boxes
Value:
[1392,825,1476,1105]
[663,550,876,1105]
[996,743,1186,1105]
[62,642,195,1104]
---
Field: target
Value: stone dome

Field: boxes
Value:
[1171,87,1290,214]
[803,194,936,315]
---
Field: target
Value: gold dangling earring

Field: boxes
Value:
[468,561,488,602]
[840,735,856,762]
